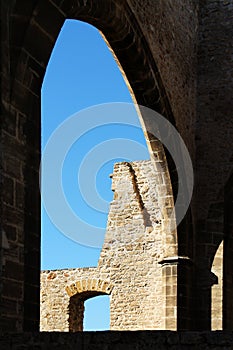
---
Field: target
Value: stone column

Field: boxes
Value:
[159,256,193,330]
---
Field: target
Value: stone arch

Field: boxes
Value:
[193,203,224,331]
[2,0,185,330]
[201,178,233,331]
[66,279,113,332]
[65,278,113,298]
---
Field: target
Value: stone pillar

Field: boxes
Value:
[159,256,193,330]
[211,242,223,330]
[160,259,177,330]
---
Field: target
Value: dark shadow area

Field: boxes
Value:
[223,173,233,329]
[1,331,233,349]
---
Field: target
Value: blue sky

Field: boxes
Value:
[41,19,149,330]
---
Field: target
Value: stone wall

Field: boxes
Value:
[41,160,177,331]
[127,0,198,158]
[40,268,100,331]
[1,332,233,349]
[1,0,233,334]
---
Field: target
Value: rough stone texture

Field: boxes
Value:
[1,331,233,349]
[127,0,198,159]
[41,160,177,331]
[0,0,233,339]
[40,268,106,331]
[211,242,223,331]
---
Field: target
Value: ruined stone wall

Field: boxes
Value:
[40,160,177,331]
[41,268,97,331]
[1,0,233,334]
[99,161,166,330]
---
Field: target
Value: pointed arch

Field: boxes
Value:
[4,0,181,330]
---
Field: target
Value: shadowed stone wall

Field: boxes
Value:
[2,331,233,349]
[1,0,233,335]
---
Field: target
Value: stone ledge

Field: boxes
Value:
[1,331,233,349]
[159,256,193,266]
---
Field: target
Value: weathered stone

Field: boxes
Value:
[1,0,233,340]
[40,160,177,331]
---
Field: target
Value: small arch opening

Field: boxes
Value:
[68,293,110,331]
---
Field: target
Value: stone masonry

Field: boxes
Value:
[41,160,177,331]
[1,0,233,345]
